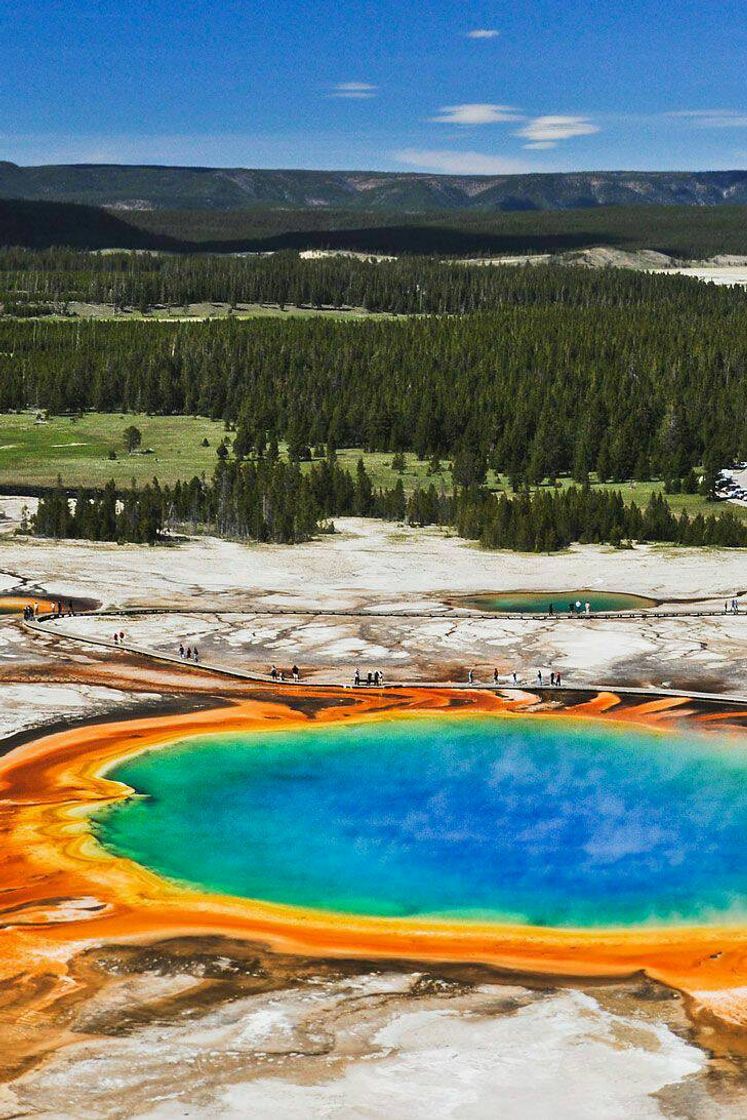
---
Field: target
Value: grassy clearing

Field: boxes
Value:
[0,413,743,524]
[331,448,454,491]
[0,412,226,487]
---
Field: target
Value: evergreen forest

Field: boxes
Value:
[4,254,744,551]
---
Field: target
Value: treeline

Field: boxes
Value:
[457,486,747,551]
[31,459,747,550]
[2,277,746,483]
[33,479,163,543]
[125,202,747,260]
[5,198,746,259]
[162,456,443,540]
[31,458,418,546]
[3,246,747,316]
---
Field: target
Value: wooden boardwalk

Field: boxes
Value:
[25,611,747,708]
[42,604,746,621]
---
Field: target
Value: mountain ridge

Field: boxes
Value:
[2,162,747,211]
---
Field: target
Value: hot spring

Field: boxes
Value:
[95,712,747,929]
[460,591,658,614]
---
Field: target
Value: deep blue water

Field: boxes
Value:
[95,714,747,928]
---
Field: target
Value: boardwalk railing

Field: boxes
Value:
[23,610,747,708]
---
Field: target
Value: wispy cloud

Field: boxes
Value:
[431,103,522,125]
[516,115,599,147]
[394,148,530,175]
[666,109,747,128]
[330,82,378,100]
[466,29,500,39]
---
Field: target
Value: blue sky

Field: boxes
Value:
[2,0,747,172]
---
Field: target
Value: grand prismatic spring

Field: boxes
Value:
[97,710,747,928]
[3,685,747,1050]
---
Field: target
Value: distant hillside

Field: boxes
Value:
[2,196,747,259]
[0,198,182,251]
[2,161,747,212]
[131,204,747,259]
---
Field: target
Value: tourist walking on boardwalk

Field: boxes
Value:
[512,671,518,685]
[354,668,361,686]
[467,669,474,684]
[113,633,118,644]
[179,643,184,659]
[537,670,543,686]
[292,664,299,681]
[493,668,499,683]
[548,603,554,617]
[585,601,591,616]
[193,647,199,663]
[367,671,373,686]
[550,672,555,686]
[270,665,278,680]
[556,671,562,686]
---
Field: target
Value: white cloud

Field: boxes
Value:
[431,103,523,125]
[466,29,500,39]
[523,141,556,150]
[393,148,531,175]
[331,82,378,100]
[516,115,599,147]
[666,109,747,128]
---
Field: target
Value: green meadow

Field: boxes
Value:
[0,411,743,524]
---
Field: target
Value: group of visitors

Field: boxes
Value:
[467,668,563,688]
[112,630,126,644]
[270,664,300,682]
[354,669,384,687]
[178,643,199,663]
[22,599,75,621]
[539,670,563,687]
[725,598,741,614]
[549,600,591,617]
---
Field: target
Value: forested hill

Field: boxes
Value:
[3,162,747,212]
[2,266,745,488]
[0,199,184,251]
[3,197,747,258]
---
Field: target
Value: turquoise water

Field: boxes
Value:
[95,714,747,928]
[461,591,657,613]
